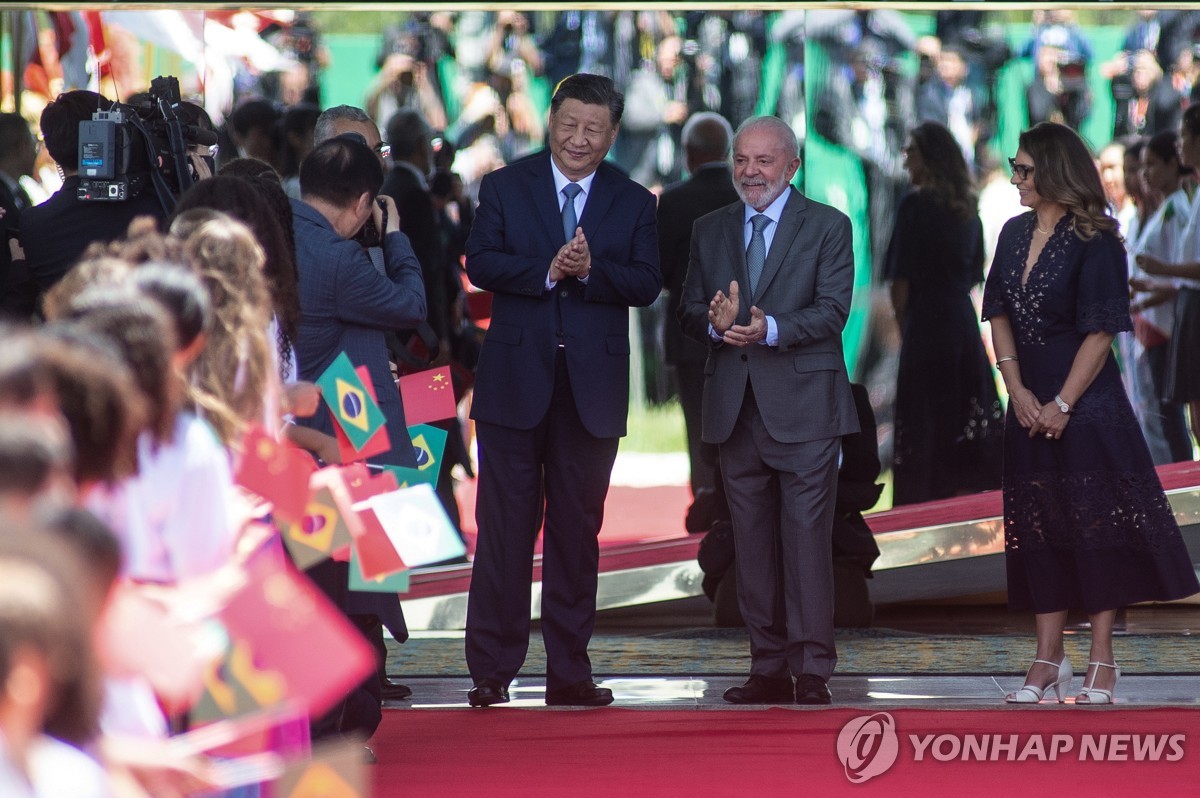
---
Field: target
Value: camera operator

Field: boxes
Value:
[1027,44,1093,133]
[17,91,166,307]
[935,14,1010,157]
[364,51,448,135]
[373,13,454,130]
[917,44,981,169]
[1107,49,1185,139]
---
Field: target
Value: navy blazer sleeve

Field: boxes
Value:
[464,172,557,298]
[578,188,661,308]
[333,230,427,329]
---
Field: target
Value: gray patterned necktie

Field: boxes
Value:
[561,182,582,242]
[747,213,771,296]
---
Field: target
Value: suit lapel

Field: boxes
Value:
[527,154,565,245]
[722,204,747,299]
[754,188,807,301]
[579,165,617,240]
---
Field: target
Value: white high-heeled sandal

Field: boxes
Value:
[1076,661,1120,705]
[1005,657,1073,704]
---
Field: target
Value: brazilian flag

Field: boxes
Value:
[191,636,288,724]
[383,423,448,489]
[349,549,411,593]
[282,485,354,571]
[316,352,386,451]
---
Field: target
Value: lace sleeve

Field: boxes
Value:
[981,229,1008,321]
[981,278,1006,320]
[1076,232,1133,334]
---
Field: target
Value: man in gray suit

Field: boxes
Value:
[679,116,858,705]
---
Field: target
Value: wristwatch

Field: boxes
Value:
[1054,394,1072,414]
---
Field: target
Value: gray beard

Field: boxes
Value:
[735,176,789,210]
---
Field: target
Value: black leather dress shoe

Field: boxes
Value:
[544,680,614,706]
[467,680,510,707]
[795,674,832,705]
[380,679,412,701]
[723,675,794,704]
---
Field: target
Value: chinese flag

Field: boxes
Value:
[341,462,397,504]
[217,548,376,719]
[397,365,456,425]
[234,426,315,524]
[341,464,407,580]
[351,508,407,581]
[191,635,290,725]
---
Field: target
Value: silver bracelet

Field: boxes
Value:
[996,355,1019,365]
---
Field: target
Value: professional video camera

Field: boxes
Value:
[1056,55,1091,131]
[77,75,217,214]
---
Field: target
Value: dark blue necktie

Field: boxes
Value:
[561,182,582,242]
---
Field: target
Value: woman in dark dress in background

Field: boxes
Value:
[984,122,1199,705]
[886,121,1003,505]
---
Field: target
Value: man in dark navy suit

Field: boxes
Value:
[463,73,661,707]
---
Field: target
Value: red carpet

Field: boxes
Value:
[371,707,1200,796]
[455,481,693,554]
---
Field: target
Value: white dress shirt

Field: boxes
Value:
[546,160,597,288]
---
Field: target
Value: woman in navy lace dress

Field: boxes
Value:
[983,123,1198,705]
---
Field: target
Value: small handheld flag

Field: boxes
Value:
[234,426,315,523]
[397,365,456,425]
[317,353,386,451]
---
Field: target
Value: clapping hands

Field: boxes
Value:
[709,281,767,346]
[551,227,591,281]
[709,281,740,333]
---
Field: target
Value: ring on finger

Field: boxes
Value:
[1045,432,1053,439]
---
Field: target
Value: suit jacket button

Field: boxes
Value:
[561,290,569,297]
[740,354,748,362]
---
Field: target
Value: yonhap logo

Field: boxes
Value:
[837,712,899,783]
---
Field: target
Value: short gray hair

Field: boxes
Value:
[314,105,372,145]
[681,112,733,161]
[734,116,799,159]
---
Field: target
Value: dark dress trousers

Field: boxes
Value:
[464,153,661,690]
[656,163,741,497]
[679,187,858,681]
